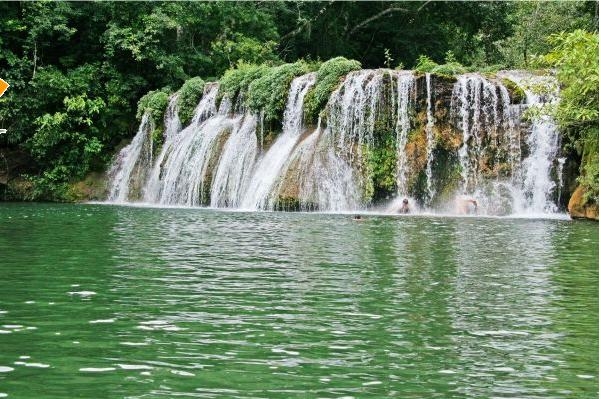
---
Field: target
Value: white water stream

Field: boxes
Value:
[107,69,564,217]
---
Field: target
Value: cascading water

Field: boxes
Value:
[278,70,390,211]
[210,114,258,208]
[241,73,316,210]
[164,93,182,140]
[424,73,436,205]
[107,112,153,202]
[326,70,385,156]
[557,157,566,206]
[395,72,415,196]
[142,93,182,201]
[143,84,222,205]
[452,74,503,193]
[499,85,523,183]
[499,71,561,214]
[108,68,565,217]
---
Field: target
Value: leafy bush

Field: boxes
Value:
[303,57,362,123]
[246,61,310,123]
[27,94,106,199]
[137,89,170,126]
[431,62,466,76]
[501,78,526,103]
[414,55,438,73]
[541,30,599,203]
[211,34,279,72]
[177,77,205,126]
[414,52,467,76]
[218,62,270,102]
[578,132,599,203]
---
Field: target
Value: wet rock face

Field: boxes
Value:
[104,69,566,214]
[568,185,599,221]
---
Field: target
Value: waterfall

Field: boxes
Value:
[241,73,316,210]
[191,83,219,125]
[395,72,415,196]
[142,93,182,200]
[499,71,561,214]
[451,74,502,193]
[143,84,222,205]
[210,114,258,207]
[164,94,182,140]
[499,85,523,184]
[284,123,362,211]
[424,73,436,205]
[557,157,566,207]
[107,68,564,217]
[107,113,153,202]
[326,70,384,156]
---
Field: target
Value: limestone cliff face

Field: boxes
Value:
[101,69,577,214]
[568,185,599,221]
[276,72,535,210]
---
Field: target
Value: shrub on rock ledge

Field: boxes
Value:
[177,77,205,126]
[304,57,362,123]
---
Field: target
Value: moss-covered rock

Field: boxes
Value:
[67,172,108,202]
[246,61,310,124]
[137,89,170,127]
[177,77,205,126]
[199,129,232,205]
[4,177,35,201]
[303,57,362,123]
[501,78,526,104]
[568,185,599,220]
[274,196,301,211]
[218,62,270,105]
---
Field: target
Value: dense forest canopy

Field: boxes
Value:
[0,1,597,204]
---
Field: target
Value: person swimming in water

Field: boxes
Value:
[399,198,410,214]
[456,194,478,215]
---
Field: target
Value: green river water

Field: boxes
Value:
[0,203,598,398]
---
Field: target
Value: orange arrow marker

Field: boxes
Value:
[0,79,9,97]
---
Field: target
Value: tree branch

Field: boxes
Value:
[348,6,410,36]
[280,2,334,42]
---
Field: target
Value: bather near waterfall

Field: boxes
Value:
[455,195,478,215]
[107,64,567,218]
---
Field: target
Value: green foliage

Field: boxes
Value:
[501,78,526,103]
[303,57,361,122]
[218,62,270,102]
[578,133,599,204]
[137,89,170,126]
[151,127,165,154]
[414,52,466,76]
[368,138,397,195]
[414,55,438,73]
[177,77,205,126]
[384,48,393,69]
[211,34,279,70]
[497,1,597,68]
[543,30,599,129]
[541,29,599,204]
[26,94,106,199]
[246,61,310,123]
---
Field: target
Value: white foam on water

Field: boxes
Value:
[170,369,195,377]
[79,367,116,372]
[68,291,96,297]
[14,362,50,368]
[89,319,115,324]
[117,364,154,370]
